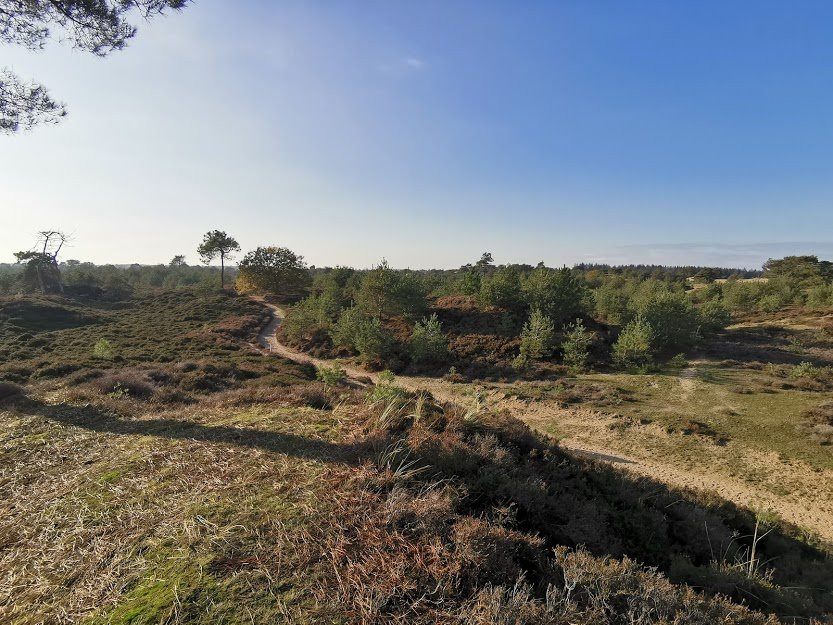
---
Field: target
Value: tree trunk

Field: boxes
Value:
[220,253,225,289]
[35,263,45,294]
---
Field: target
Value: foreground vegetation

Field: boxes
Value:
[3,247,833,622]
[1,286,832,624]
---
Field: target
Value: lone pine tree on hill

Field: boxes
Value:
[13,229,68,293]
[197,230,240,289]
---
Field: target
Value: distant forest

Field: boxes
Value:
[0,257,761,299]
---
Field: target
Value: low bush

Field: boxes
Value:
[698,300,732,332]
[330,306,396,361]
[613,315,654,368]
[316,365,346,386]
[410,313,448,364]
[321,397,833,622]
[367,371,409,406]
[561,318,594,372]
[789,361,824,380]
[283,296,330,343]
[0,381,23,401]
[639,291,700,354]
[92,373,156,399]
[515,309,556,367]
[92,338,114,359]
[288,382,333,410]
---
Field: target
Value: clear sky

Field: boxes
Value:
[2,1,833,269]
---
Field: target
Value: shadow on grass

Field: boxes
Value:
[701,326,833,366]
[11,398,371,466]
[6,394,833,620]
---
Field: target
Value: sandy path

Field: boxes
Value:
[678,366,697,401]
[253,300,833,543]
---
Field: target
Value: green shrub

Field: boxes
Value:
[721,282,763,312]
[316,365,346,386]
[698,300,732,333]
[283,296,329,343]
[613,315,654,368]
[757,294,783,313]
[410,313,448,364]
[457,269,481,296]
[522,267,587,325]
[356,260,427,320]
[92,338,114,359]
[593,281,631,324]
[515,309,555,367]
[479,266,523,310]
[561,318,594,372]
[790,361,824,380]
[806,284,833,308]
[367,371,407,405]
[330,306,394,360]
[330,306,363,349]
[638,291,699,354]
[354,317,394,361]
[668,353,688,368]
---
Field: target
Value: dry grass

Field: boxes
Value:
[2,289,832,623]
[2,383,832,623]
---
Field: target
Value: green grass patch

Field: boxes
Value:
[580,364,833,470]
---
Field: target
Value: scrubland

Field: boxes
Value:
[1,286,832,624]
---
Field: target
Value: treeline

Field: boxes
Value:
[575,263,763,281]
[281,254,833,374]
[9,229,833,374]
[0,260,229,298]
[281,258,731,373]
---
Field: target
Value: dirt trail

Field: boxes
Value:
[678,366,697,400]
[254,301,833,543]
[255,301,459,401]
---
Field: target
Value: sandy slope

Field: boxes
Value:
[254,300,833,544]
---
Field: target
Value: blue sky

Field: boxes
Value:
[2,1,833,269]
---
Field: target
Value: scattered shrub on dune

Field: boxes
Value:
[410,313,448,364]
[638,291,700,355]
[790,361,824,380]
[316,364,346,386]
[698,299,733,333]
[561,318,594,372]
[92,372,156,399]
[522,266,587,326]
[92,338,114,360]
[479,265,523,311]
[282,296,331,343]
[613,315,654,369]
[515,309,556,368]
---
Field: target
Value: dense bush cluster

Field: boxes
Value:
[277,254,833,374]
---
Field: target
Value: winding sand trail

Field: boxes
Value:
[253,300,833,543]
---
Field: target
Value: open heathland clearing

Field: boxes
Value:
[2,280,833,624]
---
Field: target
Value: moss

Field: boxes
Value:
[86,478,330,625]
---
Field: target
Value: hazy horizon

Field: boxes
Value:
[4,238,832,271]
[4,1,833,268]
